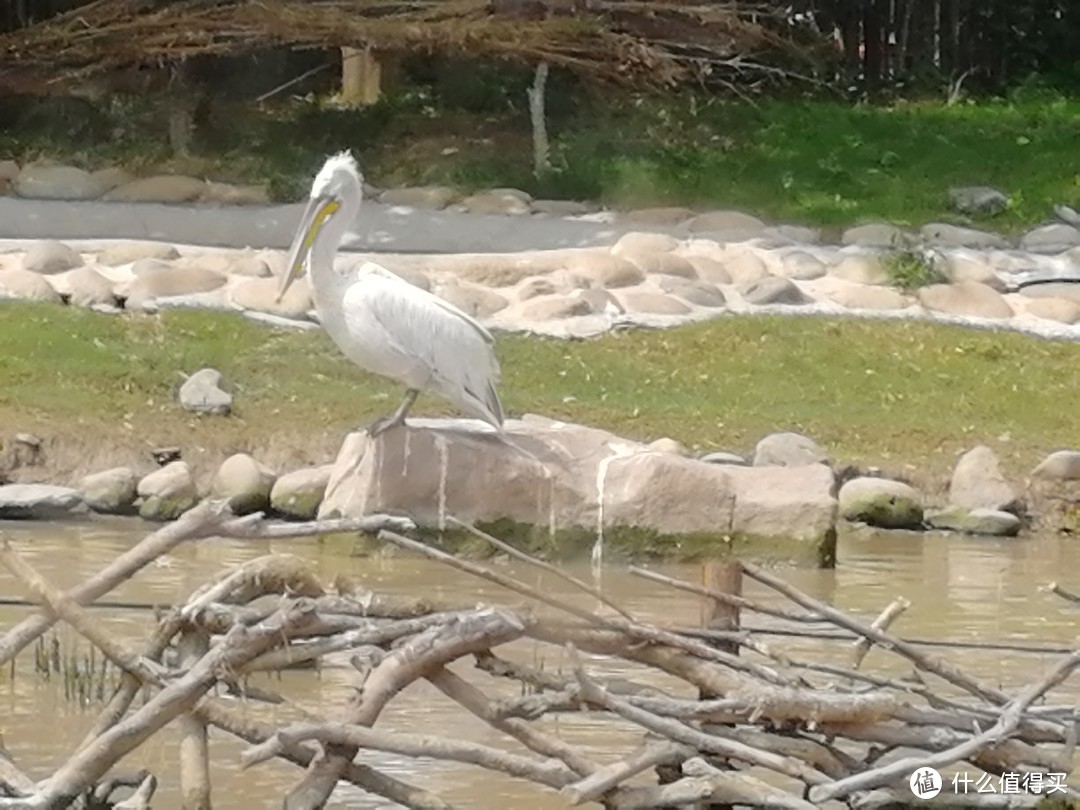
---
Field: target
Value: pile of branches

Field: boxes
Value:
[0,0,822,90]
[0,499,1077,808]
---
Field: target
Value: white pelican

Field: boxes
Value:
[276,151,505,435]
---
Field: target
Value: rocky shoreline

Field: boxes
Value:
[1,420,1077,566]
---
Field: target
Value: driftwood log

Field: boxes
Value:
[0,501,1076,809]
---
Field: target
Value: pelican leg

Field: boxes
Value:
[367,388,420,437]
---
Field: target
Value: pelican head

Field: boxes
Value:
[277,151,365,302]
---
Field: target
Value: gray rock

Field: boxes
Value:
[916,282,1014,319]
[841,223,907,248]
[574,288,625,315]
[319,419,837,564]
[686,210,766,234]
[838,477,924,530]
[379,186,458,210]
[656,276,726,308]
[103,175,207,204]
[461,190,531,217]
[64,266,117,308]
[1018,282,1080,304]
[14,165,106,201]
[648,437,691,457]
[831,255,888,285]
[617,290,690,315]
[700,451,749,466]
[1054,204,1080,227]
[949,186,1009,216]
[779,251,827,281]
[80,467,138,515]
[22,240,82,274]
[942,255,1004,290]
[0,269,62,303]
[210,453,276,515]
[949,445,1020,513]
[753,432,830,468]
[1020,223,1080,254]
[137,461,198,521]
[178,368,233,416]
[0,484,84,519]
[611,231,681,256]
[622,207,696,227]
[271,465,333,520]
[920,223,1008,249]
[740,276,810,306]
[1031,450,1080,481]
[1024,297,1080,324]
[530,200,595,217]
[766,225,821,245]
[925,506,1021,537]
[97,241,180,266]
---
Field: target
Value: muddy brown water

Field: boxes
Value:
[0,518,1077,808]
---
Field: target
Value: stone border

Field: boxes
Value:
[2,224,1079,346]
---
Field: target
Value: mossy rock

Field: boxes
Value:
[138,493,199,522]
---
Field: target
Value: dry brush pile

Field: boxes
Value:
[0,0,819,90]
[0,500,1077,808]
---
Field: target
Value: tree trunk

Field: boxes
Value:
[340,45,381,106]
[862,0,885,89]
[527,62,551,179]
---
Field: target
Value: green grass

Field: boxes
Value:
[1,302,1078,485]
[882,244,948,290]
[3,87,1080,231]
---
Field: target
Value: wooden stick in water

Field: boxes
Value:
[851,596,910,670]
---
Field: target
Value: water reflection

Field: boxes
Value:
[0,517,1077,807]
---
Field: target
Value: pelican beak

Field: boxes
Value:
[277,195,340,303]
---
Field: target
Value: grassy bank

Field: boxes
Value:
[3,88,1080,232]
[1,302,1077,490]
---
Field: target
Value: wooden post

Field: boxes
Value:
[177,627,211,810]
[340,45,382,106]
[697,560,742,810]
[700,560,742,657]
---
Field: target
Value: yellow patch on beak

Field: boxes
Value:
[278,198,341,303]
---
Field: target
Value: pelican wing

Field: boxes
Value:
[342,263,504,426]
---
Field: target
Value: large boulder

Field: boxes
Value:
[79,467,138,515]
[271,465,334,520]
[318,417,837,564]
[13,165,106,201]
[838,477,923,530]
[137,461,198,521]
[925,506,1021,537]
[948,445,1021,514]
[1027,450,1080,533]
[178,368,233,416]
[210,454,276,515]
[0,484,84,519]
[22,240,83,274]
[753,432,830,468]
